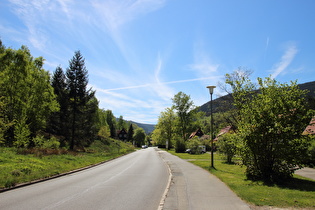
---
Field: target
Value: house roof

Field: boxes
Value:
[213,126,233,142]
[189,128,204,139]
[117,128,127,135]
[217,126,233,137]
[302,117,315,135]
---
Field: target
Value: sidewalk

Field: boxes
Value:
[295,167,315,180]
[157,150,250,210]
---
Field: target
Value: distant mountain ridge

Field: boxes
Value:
[129,121,155,134]
[128,81,314,133]
[199,81,315,115]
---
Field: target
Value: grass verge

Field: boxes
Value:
[0,139,135,189]
[167,150,315,209]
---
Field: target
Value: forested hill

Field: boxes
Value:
[130,121,155,134]
[199,81,315,116]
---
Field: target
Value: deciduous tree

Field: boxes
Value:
[0,42,58,147]
[172,92,195,140]
[152,107,176,149]
[230,76,313,182]
[133,128,146,147]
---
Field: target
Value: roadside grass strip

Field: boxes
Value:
[167,150,315,209]
[0,140,134,189]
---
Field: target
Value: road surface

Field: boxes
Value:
[295,167,315,180]
[0,147,169,210]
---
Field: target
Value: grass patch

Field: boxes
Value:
[0,139,134,189]
[167,150,315,209]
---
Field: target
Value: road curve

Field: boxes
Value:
[0,147,169,210]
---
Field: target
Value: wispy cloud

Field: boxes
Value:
[100,77,220,92]
[91,0,166,32]
[151,55,175,100]
[90,0,166,67]
[7,0,75,51]
[94,85,169,123]
[270,44,298,79]
[265,37,270,51]
[190,40,219,77]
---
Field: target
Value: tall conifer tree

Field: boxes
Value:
[66,51,98,150]
[48,66,69,145]
[127,124,134,142]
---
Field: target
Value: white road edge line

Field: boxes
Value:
[157,150,173,210]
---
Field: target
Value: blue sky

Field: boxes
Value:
[1,0,315,124]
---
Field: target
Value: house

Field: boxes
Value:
[189,128,204,139]
[214,125,233,141]
[117,128,128,141]
[302,117,315,135]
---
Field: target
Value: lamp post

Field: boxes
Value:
[207,86,216,168]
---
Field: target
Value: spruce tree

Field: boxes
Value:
[66,51,98,150]
[48,66,69,146]
[127,124,134,142]
[105,110,117,138]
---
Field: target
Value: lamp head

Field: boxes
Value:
[206,86,216,94]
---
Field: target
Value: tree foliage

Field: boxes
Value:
[0,42,58,147]
[0,39,136,151]
[217,133,238,164]
[133,127,146,147]
[105,110,117,138]
[152,107,176,148]
[127,124,134,142]
[47,66,69,145]
[172,92,196,140]
[117,116,126,130]
[229,76,313,182]
[66,51,98,150]
[174,137,186,153]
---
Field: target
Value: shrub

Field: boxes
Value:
[43,136,60,149]
[217,133,238,163]
[32,135,45,147]
[229,77,313,182]
[175,138,186,153]
[303,136,315,167]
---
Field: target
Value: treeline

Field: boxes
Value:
[152,91,206,149]
[0,40,145,150]
[153,68,315,183]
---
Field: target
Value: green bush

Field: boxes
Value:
[175,138,186,153]
[304,136,315,167]
[43,136,60,149]
[217,133,238,163]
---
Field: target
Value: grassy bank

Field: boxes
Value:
[0,139,135,189]
[167,150,315,209]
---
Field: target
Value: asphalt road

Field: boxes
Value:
[295,167,315,180]
[0,148,169,210]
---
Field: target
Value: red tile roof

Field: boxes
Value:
[302,117,315,135]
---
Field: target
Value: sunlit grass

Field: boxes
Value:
[0,140,134,189]
[167,150,315,208]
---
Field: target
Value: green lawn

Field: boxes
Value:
[167,150,315,209]
[0,140,134,189]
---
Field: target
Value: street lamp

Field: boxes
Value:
[207,86,216,168]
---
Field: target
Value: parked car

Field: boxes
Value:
[186,146,206,154]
